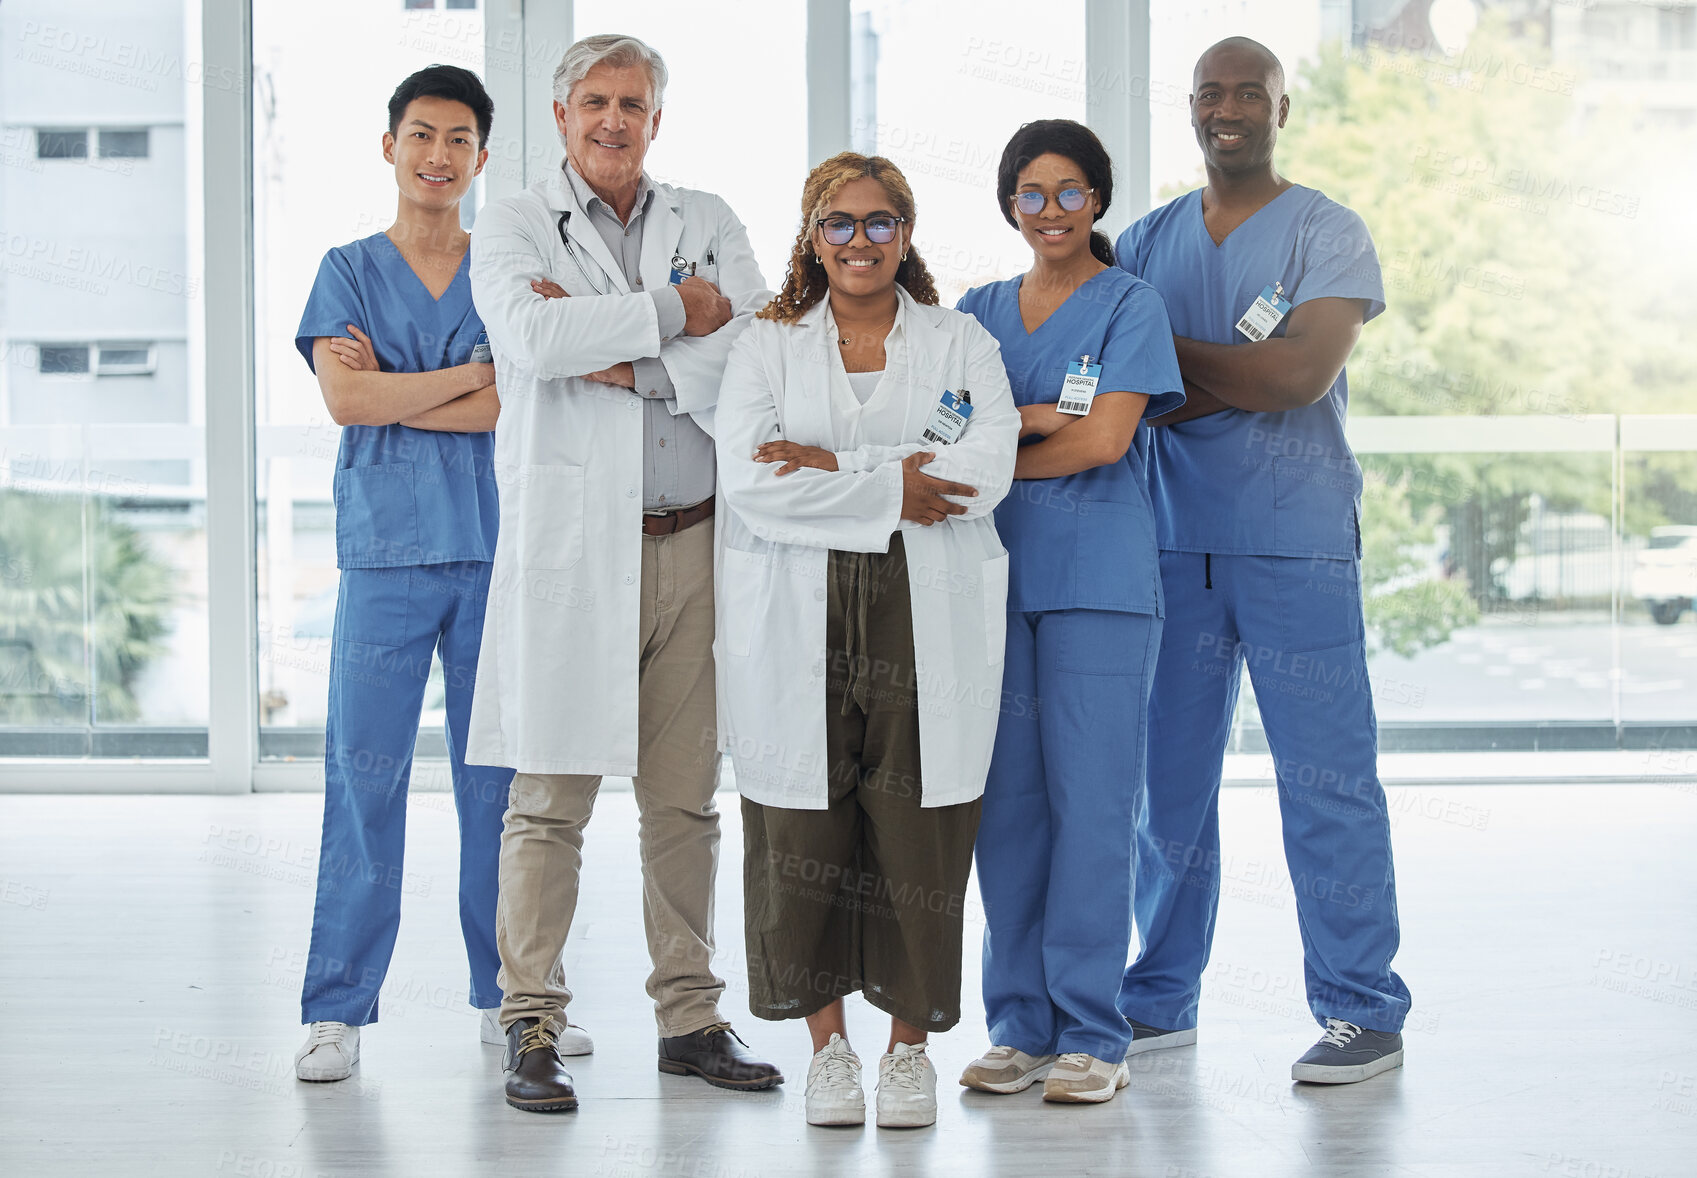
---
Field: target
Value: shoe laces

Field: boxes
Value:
[884,1044,929,1088]
[698,1021,748,1048]
[516,1020,560,1057]
[1319,1019,1363,1048]
[308,1021,350,1048]
[1056,1051,1094,1070]
[816,1041,861,1087]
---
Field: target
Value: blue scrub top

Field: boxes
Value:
[958,268,1184,615]
[1116,185,1385,560]
[296,233,499,570]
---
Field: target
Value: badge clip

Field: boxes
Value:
[1236,282,1292,342]
[1057,354,1100,415]
[921,389,974,445]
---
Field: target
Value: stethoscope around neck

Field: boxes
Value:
[554,209,615,296]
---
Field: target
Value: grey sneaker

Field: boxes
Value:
[1291,1018,1404,1084]
[959,1045,1056,1094]
[1123,1017,1197,1058]
[1042,1052,1130,1104]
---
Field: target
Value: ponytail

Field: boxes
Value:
[1089,230,1115,268]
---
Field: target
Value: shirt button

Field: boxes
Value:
[625,574,634,584]
[658,438,666,447]
[626,488,636,498]
[659,495,668,505]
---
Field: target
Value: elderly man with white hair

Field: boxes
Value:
[465,32,777,1112]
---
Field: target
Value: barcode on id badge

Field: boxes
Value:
[1238,319,1266,342]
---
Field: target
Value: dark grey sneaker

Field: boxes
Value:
[1291,1018,1404,1084]
[1123,1018,1198,1058]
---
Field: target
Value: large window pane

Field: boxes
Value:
[0,0,208,757]
[253,2,488,758]
[1151,0,1697,751]
[849,0,1086,304]
[570,1,808,286]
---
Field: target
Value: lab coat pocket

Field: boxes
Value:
[980,553,1009,666]
[719,547,770,658]
[515,464,585,571]
[334,463,419,567]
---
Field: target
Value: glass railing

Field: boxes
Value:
[5,416,1692,759]
[1225,415,1697,753]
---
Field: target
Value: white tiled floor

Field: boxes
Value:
[1,783,1693,1177]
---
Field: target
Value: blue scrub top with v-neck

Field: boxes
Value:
[296,233,499,570]
[1116,185,1385,560]
[958,267,1184,615]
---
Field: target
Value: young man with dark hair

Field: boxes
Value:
[290,64,592,1082]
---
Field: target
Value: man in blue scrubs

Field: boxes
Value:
[289,66,562,1082]
[1115,37,1412,1084]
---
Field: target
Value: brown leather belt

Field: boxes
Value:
[641,496,715,536]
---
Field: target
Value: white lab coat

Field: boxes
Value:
[466,167,768,775]
[714,287,1020,809]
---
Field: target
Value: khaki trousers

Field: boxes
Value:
[496,518,725,1037]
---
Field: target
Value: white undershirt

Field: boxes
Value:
[844,369,884,406]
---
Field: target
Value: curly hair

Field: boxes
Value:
[757,152,939,323]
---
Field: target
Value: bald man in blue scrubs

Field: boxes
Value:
[1115,37,1411,1084]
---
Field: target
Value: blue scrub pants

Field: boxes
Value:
[1120,551,1411,1034]
[301,560,512,1025]
[977,607,1161,1061]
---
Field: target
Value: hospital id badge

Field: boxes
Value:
[1236,282,1291,342]
[669,254,696,285]
[470,331,492,364]
[920,390,973,445]
[1057,356,1100,415]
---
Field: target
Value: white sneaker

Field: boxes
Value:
[295,1021,360,1082]
[480,1009,594,1055]
[1042,1052,1129,1104]
[876,1041,937,1128]
[959,1044,1056,1094]
[805,1033,865,1126]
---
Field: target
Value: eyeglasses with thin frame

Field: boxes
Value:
[815,215,906,246]
[1012,187,1094,216]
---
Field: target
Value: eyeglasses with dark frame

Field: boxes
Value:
[815,215,907,246]
[1012,187,1094,216]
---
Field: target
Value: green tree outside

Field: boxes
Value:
[0,490,176,725]
[1159,17,1695,650]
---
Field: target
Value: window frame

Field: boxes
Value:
[94,343,159,377]
[6,0,1693,792]
[95,128,152,160]
[34,128,90,160]
[35,343,94,379]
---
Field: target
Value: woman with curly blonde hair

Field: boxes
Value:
[714,153,1020,1129]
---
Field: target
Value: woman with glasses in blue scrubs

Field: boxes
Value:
[955,119,1184,1105]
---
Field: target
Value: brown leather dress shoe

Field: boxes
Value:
[658,1022,784,1091]
[504,1017,578,1112]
